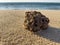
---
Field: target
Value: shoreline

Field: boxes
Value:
[0,9,60,10]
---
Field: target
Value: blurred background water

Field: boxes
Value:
[0,2,60,10]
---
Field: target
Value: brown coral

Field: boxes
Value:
[24,11,49,32]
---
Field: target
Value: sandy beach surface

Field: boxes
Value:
[0,10,60,45]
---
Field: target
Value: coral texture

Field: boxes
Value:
[24,11,49,32]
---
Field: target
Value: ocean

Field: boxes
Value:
[0,2,60,10]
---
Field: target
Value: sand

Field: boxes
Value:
[0,10,60,45]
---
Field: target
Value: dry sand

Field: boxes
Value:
[0,10,60,45]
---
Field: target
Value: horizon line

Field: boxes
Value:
[0,2,60,3]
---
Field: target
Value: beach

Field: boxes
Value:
[0,10,60,45]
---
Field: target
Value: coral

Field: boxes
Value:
[24,11,49,32]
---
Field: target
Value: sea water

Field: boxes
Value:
[0,2,60,10]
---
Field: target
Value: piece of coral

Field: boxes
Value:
[24,11,49,32]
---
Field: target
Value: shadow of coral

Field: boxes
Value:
[35,26,60,43]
